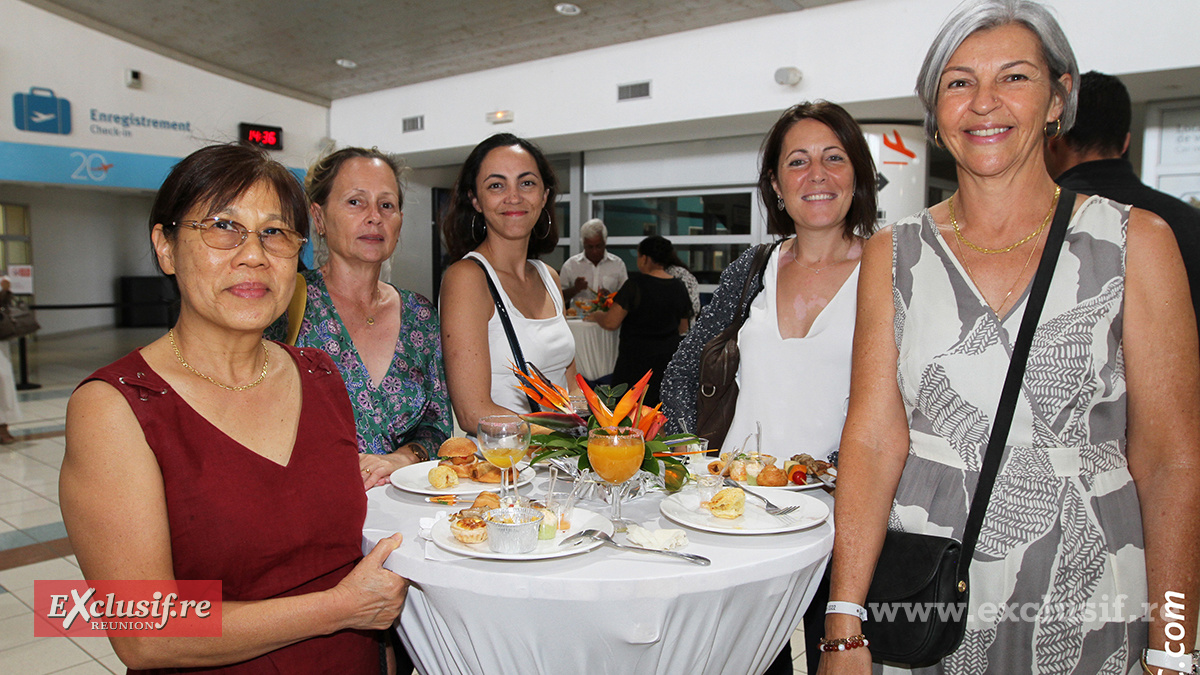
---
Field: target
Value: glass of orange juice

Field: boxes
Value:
[587,426,645,532]
[478,415,530,507]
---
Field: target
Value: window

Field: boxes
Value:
[0,204,33,277]
[592,193,751,238]
[591,190,757,288]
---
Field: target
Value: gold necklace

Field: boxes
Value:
[168,329,269,391]
[784,240,851,274]
[950,186,1060,254]
[793,259,839,274]
[954,226,1041,316]
[323,269,380,326]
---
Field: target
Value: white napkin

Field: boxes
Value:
[416,512,472,561]
[418,511,448,540]
[626,524,689,551]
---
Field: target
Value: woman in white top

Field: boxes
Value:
[440,134,579,431]
[660,101,878,675]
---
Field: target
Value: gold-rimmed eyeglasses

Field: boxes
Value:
[174,218,308,258]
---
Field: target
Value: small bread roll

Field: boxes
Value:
[438,437,478,459]
[472,491,501,511]
[708,487,745,519]
[428,465,459,489]
[449,514,488,544]
[756,464,788,487]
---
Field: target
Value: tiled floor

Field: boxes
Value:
[0,327,812,675]
[0,328,163,675]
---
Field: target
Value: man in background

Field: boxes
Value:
[1046,70,1200,334]
[560,218,628,303]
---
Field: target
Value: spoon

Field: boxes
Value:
[561,528,710,565]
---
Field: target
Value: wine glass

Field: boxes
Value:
[587,426,645,532]
[477,415,530,507]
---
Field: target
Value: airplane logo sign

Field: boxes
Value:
[13,87,72,135]
[881,130,915,165]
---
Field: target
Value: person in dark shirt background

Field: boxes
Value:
[586,235,693,406]
[1046,70,1200,336]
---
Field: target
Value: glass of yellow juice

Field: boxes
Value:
[587,427,645,532]
[478,415,530,507]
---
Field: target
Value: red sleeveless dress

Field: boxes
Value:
[83,344,379,674]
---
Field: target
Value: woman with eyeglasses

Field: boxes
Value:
[439,133,580,431]
[267,147,450,488]
[60,144,408,673]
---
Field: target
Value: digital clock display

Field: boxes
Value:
[238,123,283,151]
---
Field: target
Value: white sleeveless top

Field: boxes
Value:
[723,243,858,460]
[464,252,575,414]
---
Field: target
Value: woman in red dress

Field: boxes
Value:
[61,144,409,674]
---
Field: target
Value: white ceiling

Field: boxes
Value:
[26,0,855,104]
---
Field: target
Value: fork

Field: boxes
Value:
[723,477,800,516]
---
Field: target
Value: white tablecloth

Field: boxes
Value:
[566,318,619,381]
[364,474,834,675]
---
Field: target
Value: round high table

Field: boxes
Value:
[566,317,619,381]
[364,475,833,675]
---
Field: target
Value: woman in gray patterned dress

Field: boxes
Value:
[820,2,1200,673]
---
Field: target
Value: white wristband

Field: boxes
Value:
[826,601,867,621]
[1144,648,1196,673]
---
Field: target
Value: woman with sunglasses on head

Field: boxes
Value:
[60,144,408,674]
[439,133,580,431]
[268,147,450,488]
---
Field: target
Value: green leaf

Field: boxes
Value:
[641,453,660,475]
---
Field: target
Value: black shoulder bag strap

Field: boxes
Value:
[957,188,1076,586]
[731,239,782,330]
[469,256,540,412]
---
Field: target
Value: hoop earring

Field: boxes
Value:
[539,208,553,238]
[776,195,786,211]
[471,213,486,242]
[1045,119,1062,138]
[933,129,945,149]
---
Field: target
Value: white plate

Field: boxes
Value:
[389,460,535,496]
[430,508,614,560]
[659,489,830,535]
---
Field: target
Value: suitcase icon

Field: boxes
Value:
[12,87,72,135]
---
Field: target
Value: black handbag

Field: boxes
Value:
[469,256,540,412]
[863,189,1076,667]
[695,241,780,449]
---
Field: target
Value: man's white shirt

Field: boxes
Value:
[560,250,628,294]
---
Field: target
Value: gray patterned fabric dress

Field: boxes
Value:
[887,195,1146,674]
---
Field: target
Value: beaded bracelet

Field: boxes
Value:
[818,633,870,653]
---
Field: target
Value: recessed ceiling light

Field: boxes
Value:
[555,3,582,16]
[335,58,358,69]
